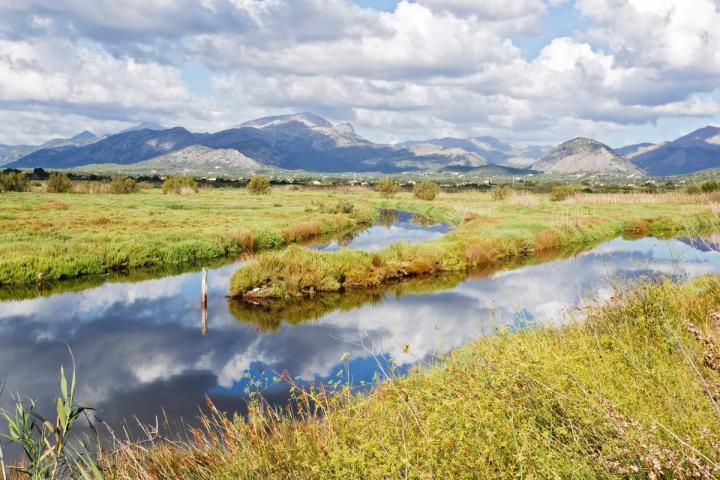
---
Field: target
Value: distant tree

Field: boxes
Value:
[413,180,440,200]
[0,171,29,192]
[162,175,198,194]
[549,185,576,201]
[32,167,49,180]
[109,175,139,194]
[46,172,72,193]
[643,181,659,193]
[686,185,702,194]
[701,180,720,193]
[376,177,399,198]
[247,176,271,195]
[491,185,513,200]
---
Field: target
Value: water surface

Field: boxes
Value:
[311,209,453,252]
[1,231,719,433]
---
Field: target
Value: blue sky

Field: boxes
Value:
[0,0,719,147]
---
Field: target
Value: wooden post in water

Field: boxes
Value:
[201,267,208,336]
[36,272,44,296]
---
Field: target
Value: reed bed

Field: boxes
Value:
[0,189,376,285]
[566,192,720,205]
[229,192,717,298]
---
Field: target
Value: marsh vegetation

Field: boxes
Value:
[3,178,720,479]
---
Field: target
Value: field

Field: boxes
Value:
[0,187,375,286]
[3,184,720,479]
[104,275,720,478]
[1,186,717,291]
[228,190,718,298]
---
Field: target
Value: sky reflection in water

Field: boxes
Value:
[1,229,720,431]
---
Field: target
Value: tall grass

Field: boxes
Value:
[567,191,720,205]
[89,276,720,478]
[229,192,717,298]
[0,189,376,285]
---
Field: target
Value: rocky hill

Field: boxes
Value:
[532,138,642,175]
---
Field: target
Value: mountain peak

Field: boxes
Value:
[241,112,333,129]
[533,137,641,174]
[118,122,166,135]
[71,130,97,141]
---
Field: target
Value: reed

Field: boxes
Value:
[229,192,716,298]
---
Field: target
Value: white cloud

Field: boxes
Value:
[416,0,547,32]
[0,0,719,144]
[576,0,720,73]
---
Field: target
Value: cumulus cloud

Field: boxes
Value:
[0,0,719,144]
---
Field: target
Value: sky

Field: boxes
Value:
[1,0,719,147]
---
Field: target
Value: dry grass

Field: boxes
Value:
[282,222,321,242]
[508,190,540,206]
[43,200,70,210]
[567,192,720,205]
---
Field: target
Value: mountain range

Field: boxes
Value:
[4,113,720,177]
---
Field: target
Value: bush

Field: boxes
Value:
[491,185,512,200]
[686,185,702,194]
[162,175,198,195]
[549,185,576,201]
[376,177,399,198]
[0,171,29,192]
[109,175,139,194]
[247,176,271,195]
[701,180,720,193]
[413,180,440,200]
[46,172,72,193]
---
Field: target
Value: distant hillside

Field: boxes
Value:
[11,127,199,169]
[0,130,100,166]
[630,126,720,176]
[11,114,718,176]
[615,143,660,160]
[400,136,549,167]
[7,113,499,173]
[533,138,641,175]
[102,146,264,175]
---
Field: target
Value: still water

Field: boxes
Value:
[1,213,719,432]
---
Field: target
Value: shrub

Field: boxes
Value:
[701,180,720,193]
[321,200,355,214]
[0,171,29,192]
[46,172,72,193]
[686,185,702,194]
[376,177,399,198]
[162,175,198,195]
[110,175,139,194]
[549,185,576,201]
[491,185,512,200]
[413,180,440,200]
[247,176,271,195]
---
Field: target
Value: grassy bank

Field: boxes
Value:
[229,190,718,298]
[101,275,720,478]
[0,188,375,285]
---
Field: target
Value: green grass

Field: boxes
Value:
[0,188,375,285]
[106,276,720,479]
[229,190,718,298]
[2,187,717,292]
